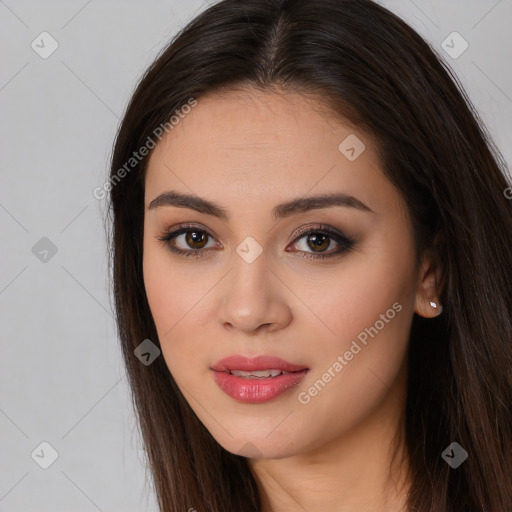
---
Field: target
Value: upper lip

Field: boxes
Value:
[211,355,308,372]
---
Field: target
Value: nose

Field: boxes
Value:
[217,250,292,335]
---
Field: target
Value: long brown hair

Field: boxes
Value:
[106,0,512,510]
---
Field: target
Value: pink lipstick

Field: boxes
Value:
[211,355,309,404]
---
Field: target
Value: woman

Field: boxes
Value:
[107,0,512,510]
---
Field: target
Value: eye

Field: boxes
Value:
[288,224,355,260]
[156,224,219,258]
[156,223,355,260]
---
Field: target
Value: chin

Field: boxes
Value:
[208,424,305,460]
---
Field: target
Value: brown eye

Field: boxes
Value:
[156,223,355,261]
[184,230,209,249]
[289,225,355,260]
[156,225,217,258]
[305,233,330,252]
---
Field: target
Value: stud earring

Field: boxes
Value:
[429,299,443,314]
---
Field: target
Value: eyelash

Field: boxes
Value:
[155,223,355,260]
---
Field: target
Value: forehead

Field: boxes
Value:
[144,88,397,217]
[151,90,343,162]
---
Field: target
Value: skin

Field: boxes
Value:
[142,88,442,512]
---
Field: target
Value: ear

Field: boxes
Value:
[414,250,444,318]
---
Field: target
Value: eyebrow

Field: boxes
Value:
[147,190,375,220]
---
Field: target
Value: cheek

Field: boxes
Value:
[295,301,411,437]
[291,240,415,403]
[143,246,180,331]
[142,240,216,376]
[291,249,414,352]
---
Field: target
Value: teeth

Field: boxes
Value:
[229,369,287,378]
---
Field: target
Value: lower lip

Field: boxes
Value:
[212,369,309,403]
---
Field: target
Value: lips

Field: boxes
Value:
[210,355,309,403]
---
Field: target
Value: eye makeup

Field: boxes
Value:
[155,222,356,261]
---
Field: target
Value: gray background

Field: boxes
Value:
[1,1,510,510]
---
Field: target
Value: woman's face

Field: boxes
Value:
[143,89,433,459]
